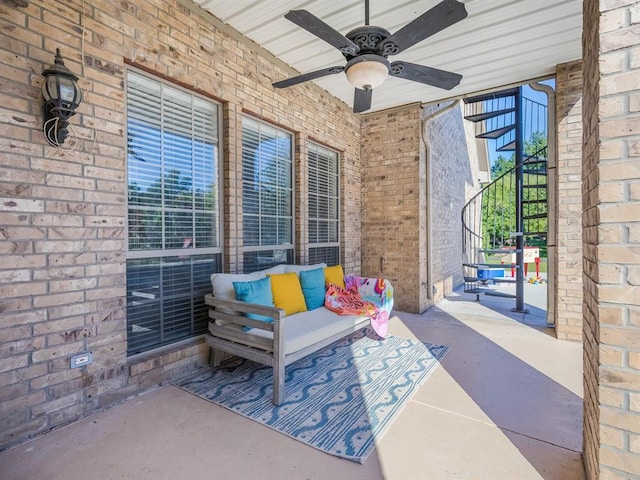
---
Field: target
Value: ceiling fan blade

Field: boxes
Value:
[353,88,372,113]
[273,66,345,89]
[389,61,462,90]
[285,10,360,56]
[381,0,467,56]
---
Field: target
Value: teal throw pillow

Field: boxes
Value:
[233,277,274,323]
[299,267,326,310]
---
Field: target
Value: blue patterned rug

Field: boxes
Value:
[176,329,448,463]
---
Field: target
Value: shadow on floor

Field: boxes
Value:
[393,292,583,479]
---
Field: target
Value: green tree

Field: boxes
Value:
[491,153,515,179]
[482,184,516,248]
[524,130,547,157]
[490,131,547,180]
[483,131,549,248]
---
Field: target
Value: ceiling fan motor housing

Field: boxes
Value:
[344,26,392,59]
[343,26,393,90]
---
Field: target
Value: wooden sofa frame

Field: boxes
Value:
[204,293,370,405]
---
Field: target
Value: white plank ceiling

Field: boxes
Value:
[194,0,582,112]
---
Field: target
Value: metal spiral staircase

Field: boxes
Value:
[461,86,548,311]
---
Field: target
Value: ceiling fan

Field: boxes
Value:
[272,0,468,113]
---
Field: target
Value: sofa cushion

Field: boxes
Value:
[299,267,326,310]
[261,264,287,275]
[233,277,274,322]
[211,271,266,300]
[268,272,307,316]
[284,263,327,275]
[211,271,266,318]
[249,308,368,354]
[324,265,345,289]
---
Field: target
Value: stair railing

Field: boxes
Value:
[461,147,548,300]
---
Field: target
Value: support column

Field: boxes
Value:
[514,87,526,312]
[582,0,640,478]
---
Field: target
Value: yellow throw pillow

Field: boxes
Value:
[324,265,345,289]
[268,272,308,316]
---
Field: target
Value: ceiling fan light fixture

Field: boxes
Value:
[345,54,390,90]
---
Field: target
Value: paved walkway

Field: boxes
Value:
[461,273,550,327]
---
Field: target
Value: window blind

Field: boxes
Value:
[308,143,340,266]
[241,117,293,272]
[125,70,221,355]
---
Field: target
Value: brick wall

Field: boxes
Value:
[555,61,584,341]
[0,0,361,450]
[423,102,479,304]
[582,1,601,468]
[361,102,481,312]
[583,0,640,478]
[361,104,425,312]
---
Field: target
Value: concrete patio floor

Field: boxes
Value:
[0,285,584,480]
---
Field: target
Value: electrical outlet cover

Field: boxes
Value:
[70,352,93,368]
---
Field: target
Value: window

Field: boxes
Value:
[125,70,221,355]
[308,143,340,266]
[241,117,293,272]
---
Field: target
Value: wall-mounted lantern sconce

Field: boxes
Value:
[41,48,82,147]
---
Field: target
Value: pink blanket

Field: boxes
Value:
[324,277,393,338]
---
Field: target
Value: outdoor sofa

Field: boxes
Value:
[205,263,394,405]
